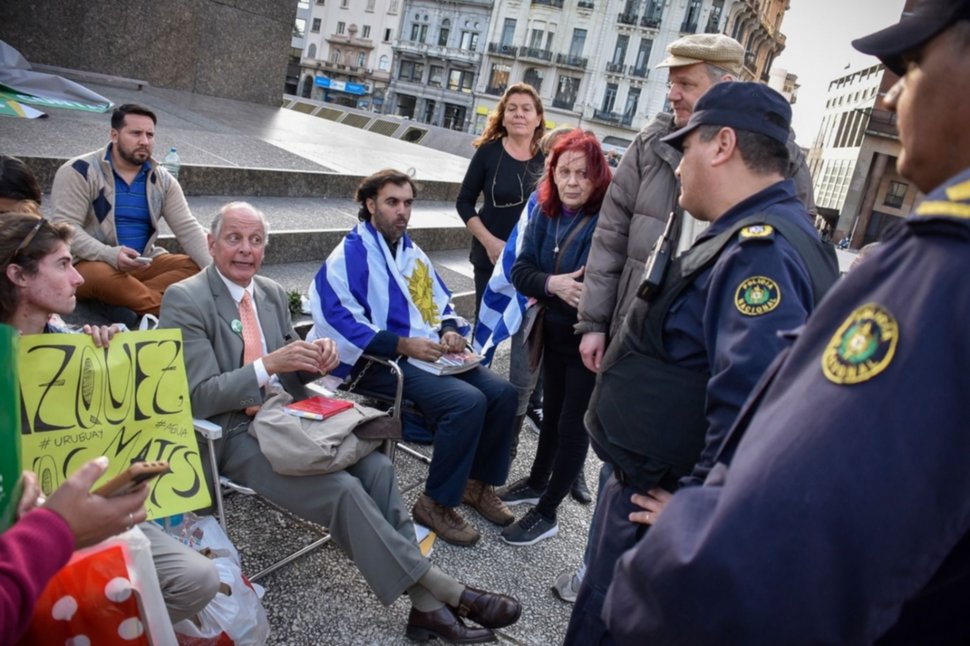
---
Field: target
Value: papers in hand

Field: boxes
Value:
[283,396,354,421]
[409,351,483,376]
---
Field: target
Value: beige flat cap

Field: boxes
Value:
[656,33,745,76]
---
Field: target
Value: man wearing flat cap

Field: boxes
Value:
[601,1,970,643]
[564,82,838,643]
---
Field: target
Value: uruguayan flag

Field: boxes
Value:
[308,221,467,379]
[473,195,538,365]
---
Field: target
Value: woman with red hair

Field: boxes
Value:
[502,129,612,545]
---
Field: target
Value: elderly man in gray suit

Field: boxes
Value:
[158,201,521,642]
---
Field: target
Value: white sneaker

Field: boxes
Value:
[552,570,582,603]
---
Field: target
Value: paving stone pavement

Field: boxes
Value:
[224,343,601,645]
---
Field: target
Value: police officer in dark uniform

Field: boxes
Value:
[565,83,839,643]
[603,1,970,643]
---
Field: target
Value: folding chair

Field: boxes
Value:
[192,418,333,582]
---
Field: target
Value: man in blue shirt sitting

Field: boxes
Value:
[51,103,210,318]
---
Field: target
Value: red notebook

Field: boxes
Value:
[284,396,354,420]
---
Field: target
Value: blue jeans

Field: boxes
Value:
[356,359,517,507]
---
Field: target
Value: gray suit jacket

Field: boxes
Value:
[159,264,310,431]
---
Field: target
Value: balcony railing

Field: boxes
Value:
[592,109,634,127]
[630,66,649,79]
[552,97,575,110]
[485,84,508,96]
[640,15,661,28]
[532,0,564,7]
[577,0,594,7]
[488,41,518,58]
[556,53,588,69]
[606,62,627,74]
[680,21,698,33]
[617,12,637,25]
[519,46,554,62]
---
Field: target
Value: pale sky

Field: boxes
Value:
[774,0,907,145]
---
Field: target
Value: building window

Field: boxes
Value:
[460,30,479,50]
[311,18,321,33]
[884,181,908,209]
[448,70,474,93]
[330,49,340,64]
[423,99,436,124]
[366,0,375,10]
[443,103,467,131]
[337,21,346,35]
[529,29,544,50]
[293,18,306,39]
[439,20,450,47]
[644,0,664,25]
[487,63,511,94]
[384,28,392,42]
[624,87,640,122]
[429,65,444,87]
[523,67,543,93]
[307,43,317,59]
[554,75,580,109]
[634,38,653,72]
[396,94,416,118]
[340,0,348,7]
[362,25,371,38]
[501,18,516,47]
[601,83,618,113]
[612,34,629,65]
[399,60,424,82]
[682,0,701,32]
[357,52,366,67]
[388,0,398,12]
[410,22,428,42]
[569,29,586,58]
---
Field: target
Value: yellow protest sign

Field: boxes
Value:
[18,329,211,520]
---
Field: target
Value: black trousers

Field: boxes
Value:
[527,319,595,519]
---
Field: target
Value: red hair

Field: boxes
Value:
[536,129,612,218]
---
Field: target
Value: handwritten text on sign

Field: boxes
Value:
[19,329,211,520]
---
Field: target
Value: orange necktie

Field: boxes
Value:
[239,291,263,416]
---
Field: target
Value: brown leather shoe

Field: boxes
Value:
[463,480,514,526]
[412,493,480,546]
[406,605,495,643]
[450,586,522,630]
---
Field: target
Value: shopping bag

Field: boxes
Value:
[18,526,175,645]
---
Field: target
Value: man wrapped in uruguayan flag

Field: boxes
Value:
[306,169,518,547]
[308,218,468,380]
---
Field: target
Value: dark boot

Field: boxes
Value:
[509,414,526,464]
[570,470,592,504]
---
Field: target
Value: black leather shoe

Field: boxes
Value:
[570,472,592,505]
[450,586,522,630]
[406,605,495,643]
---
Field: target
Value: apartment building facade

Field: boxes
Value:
[472,0,791,146]
[296,0,404,111]
[807,62,913,246]
[384,0,493,131]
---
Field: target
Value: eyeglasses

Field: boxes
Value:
[7,218,44,265]
[491,149,527,209]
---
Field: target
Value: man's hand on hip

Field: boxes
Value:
[397,337,448,362]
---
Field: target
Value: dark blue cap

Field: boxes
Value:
[660,82,792,150]
[852,0,970,76]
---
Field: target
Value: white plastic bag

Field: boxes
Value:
[162,513,240,565]
[172,557,270,645]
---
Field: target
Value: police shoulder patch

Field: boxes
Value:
[821,303,898,385]
[734,276,781,316]
[739,224,774,242]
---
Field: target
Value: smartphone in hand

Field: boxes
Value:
[134,256,153,264]
[93,461,171,497]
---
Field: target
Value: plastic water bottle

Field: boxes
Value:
[161,146,181,180]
